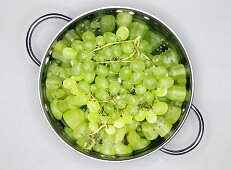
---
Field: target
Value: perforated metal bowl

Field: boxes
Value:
[26,6,204,161]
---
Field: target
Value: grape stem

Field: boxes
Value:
[141,53,150,60]
[95,60,131,64]
[88,124,107,136]
[93,39,135,52]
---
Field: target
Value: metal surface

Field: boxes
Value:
[26,6,204,161]
[160,104,204,155]
[26,13,72,66]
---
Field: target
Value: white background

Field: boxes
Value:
[0,0,231,169]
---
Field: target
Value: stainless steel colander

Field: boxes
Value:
[26,6,204,161]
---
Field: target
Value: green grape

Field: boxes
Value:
[119,86,128,95]
[162,49,179,67]
[123,114,133,124]
[50,89,65,99]
[71,40,84,52]
[125,105,138,116]
[142,122,158,140]
[116,12,133,27]
[100,115,110,124]
[95,89,109,101]
[143,91,154,103]
[155,116,172,137]
[164,106,181,124]
[110,62,121,73]
[127,130,140,146]
[90,84,97,93]
[168,64,186,80]
[71,62,82,76]
[159,77,174,89]
[96,35,105,47]
[70,86,81,95]
[50,100,68,120]
[114,127,127,143]
[100,15,116,33]
[116,97,127,109]
[46,89,54,102]
[63,108,85,129]
[52,51,69,64]
[152,66,168,80]
[112,45,122,57]
[101,46,114,60]
[144,60,152,68]
[90,20,100,29]
[114,117,126,128]
[135,110,146,121]
[130,138,150,150]
[115,143,132,155]
[143,75,157,89]
[76,136,86,148]
[64,127,76,140]
[121,42,134,55]
[144,31,163,53]
[107,75,118,83]
[119,66,132,80]
[88,112,100,122]
[96,65,108,77]
[63,29,80,45]
[123,80,133,90]
[94,52,105,62]
[103,32,117,43]
[81,60,94,72]
[74,93,90,106]
[83,39,97,51]
[63,78,76,90]
[152,102,168,115]
[82,31,95,41]
[105,125,116,135]
[75,20,91,36]
[64,96,77,109]
[104,103,115,114]
[83,71,95,83]
[46,76,62,90]
[78,50,93,61]
[116,26,129,40]
[130,60,145,72]
[127,119,139,131]
[109,81,120,95]
[73,122,89,139]
[100,142,115,156]
[129,21,149,40]
[144,68,153,77]
[130,72,144,85]
[154,86,167,97]
[95,76,108,89]
[145,110,157,123]
[152,54,164,66]
[89,122,99,132]
[138,40,149,52]
[135,84,147,95]
[165,85,186,102]
[78,81,90,93]
[63,48,78,60]
[87,101,100,113]
[177,78,187,85]
[53,40,68,53]
[127,95,140,105]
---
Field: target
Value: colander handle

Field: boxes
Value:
[160,104,204,155]
[26,13,72,66]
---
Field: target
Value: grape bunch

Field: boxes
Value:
[45,11,187,156]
